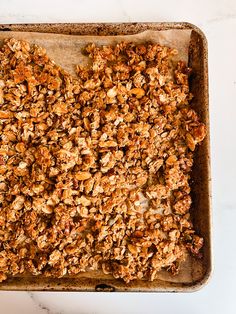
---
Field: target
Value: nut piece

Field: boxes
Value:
[75,172,92,180]
[12,196,25,210]
[128,244,138,255]
[99,140,117,148]
[15,143,26,153]
[166,155,177,165]
[52,102,68,115]
[130,88,145,99]
[107,87,117,98]
[0,111,12,119]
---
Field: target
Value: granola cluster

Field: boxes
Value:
[0,38,206,283]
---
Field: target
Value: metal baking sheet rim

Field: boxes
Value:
[0,22,212,292]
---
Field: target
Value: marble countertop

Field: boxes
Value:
[0,0,235,313]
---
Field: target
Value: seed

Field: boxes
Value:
[186,133,195,151]
[83,117,90,131]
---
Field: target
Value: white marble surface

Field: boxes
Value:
[0,0,235,313]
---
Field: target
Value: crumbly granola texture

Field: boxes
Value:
[0,38,206,283]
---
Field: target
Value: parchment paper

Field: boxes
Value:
[0,29,201,284]
[0,29,191,76]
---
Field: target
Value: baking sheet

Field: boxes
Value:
[0,29,191,76]
[0,27,204,285]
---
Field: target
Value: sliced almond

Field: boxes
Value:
[75,172,92,181]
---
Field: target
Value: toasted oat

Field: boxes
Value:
[0,38,206,283]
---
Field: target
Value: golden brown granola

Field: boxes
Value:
[0,38,206,283]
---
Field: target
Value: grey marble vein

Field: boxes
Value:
[28,292,62,314]
[118,0,132,22]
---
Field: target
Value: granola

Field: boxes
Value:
[0,38,206,283]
